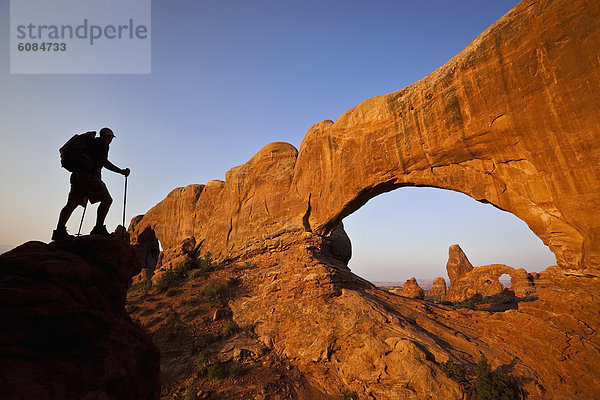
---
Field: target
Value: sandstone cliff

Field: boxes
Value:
[128,0,600,398]
[0,237,160,400]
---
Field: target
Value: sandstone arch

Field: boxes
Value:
[290,0,600,270]
[131,0,599,273]
[444,244,536,301]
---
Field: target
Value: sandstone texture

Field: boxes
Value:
[0,237,160,400]
[446,244,474,283]
[128,0,600,398]
[126,251,330,400]
[229,235,600,399]
[400,277,425,299]
[445,263,536,302]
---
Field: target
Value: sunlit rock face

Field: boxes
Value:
[401,277,425,299]
[129,0,600,398]
[446,263,537,302]
[446,244,474,283]
[425,277,447,299]
[444,244,537,302]
[288,0,600,271]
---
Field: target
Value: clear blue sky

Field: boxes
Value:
[0,0,556,281]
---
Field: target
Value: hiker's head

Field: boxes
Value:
[99,128,115,144]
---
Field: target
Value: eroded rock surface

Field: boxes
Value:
[230,234,600,399]
[0,237,160,400]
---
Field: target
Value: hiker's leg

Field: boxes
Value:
[59,174,83,228]
[95,196,113,227]
[57,201,78,228]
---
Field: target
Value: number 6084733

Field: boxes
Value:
[17,42,66,51]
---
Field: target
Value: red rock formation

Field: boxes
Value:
[401,277,425,299]
[0,237,160,400]
[446,244,474,283]
[129,219,160,267]
[128,0,600,398]
[230,234,600,399]
[511,267,536,298]
[231,235,465,399]
[150,236,198,284]
[132,0,600,271]
[445,245,537,302]
[425,277,447,299]
[289,0,600,270]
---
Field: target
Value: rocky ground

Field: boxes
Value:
[127,236,573,400]
[127,258,328,400]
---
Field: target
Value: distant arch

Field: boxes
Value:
[342,186,555,282]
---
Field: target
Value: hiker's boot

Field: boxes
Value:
[90,224,110,236]
[52,226,73,241]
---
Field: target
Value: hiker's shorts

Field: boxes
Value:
[68,172,112,207]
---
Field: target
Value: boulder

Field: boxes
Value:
[327,222,352,265]
[212,307,233,322]
[511,268,536,298]
[401,277,425,299]
[129,224,160,283]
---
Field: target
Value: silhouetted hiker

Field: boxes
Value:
[52,128,130,241]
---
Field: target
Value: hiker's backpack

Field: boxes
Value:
[59,131,96,173]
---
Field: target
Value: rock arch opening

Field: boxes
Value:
[341,186,556,285]
[499,273,511,288]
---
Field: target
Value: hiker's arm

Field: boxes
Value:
[103,158,130,176]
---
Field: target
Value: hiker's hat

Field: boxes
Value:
[100,127,115,138]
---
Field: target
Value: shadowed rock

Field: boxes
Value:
[0,237,160,400]
[129,220,160,284]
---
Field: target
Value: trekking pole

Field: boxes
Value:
[77,202,87,236]
[122,175,128,240]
